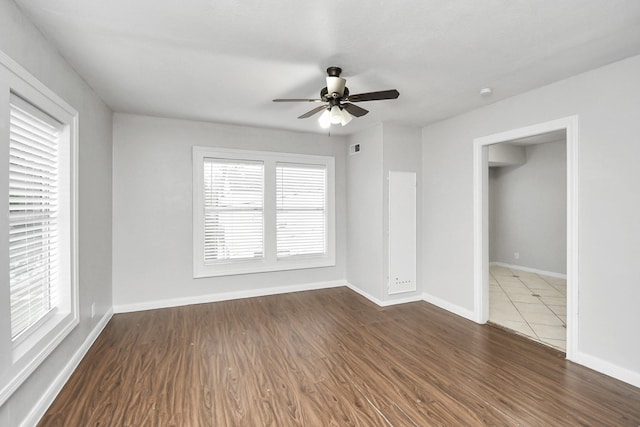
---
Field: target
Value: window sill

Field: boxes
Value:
[194,255,336,278]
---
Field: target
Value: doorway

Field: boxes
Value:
[473,116,579,360]
[488,135,566,350]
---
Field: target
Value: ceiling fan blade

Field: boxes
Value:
[342,103,369,117]
[273,98,324,102]
[347,89,399,102]
[298,104,328,119]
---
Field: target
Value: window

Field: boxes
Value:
[193,147,335,277]
[203,159,264,262]
[276,163,326,257]
[1,52,78,406]
[9,94,62,341]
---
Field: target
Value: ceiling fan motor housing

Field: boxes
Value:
[321,86,349,101]
[326,66,342,77]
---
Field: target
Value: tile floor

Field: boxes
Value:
[489,265,567,351]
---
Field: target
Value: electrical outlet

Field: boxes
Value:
[91,303,96,319]
[514,252,520,260]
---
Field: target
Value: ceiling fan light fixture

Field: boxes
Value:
[318,109,331,128]
[329,105,343,124]
[340,108,352,126]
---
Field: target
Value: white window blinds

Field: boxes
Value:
[9,94,63,341]
[276,163,327,257]
[203,158,264,262]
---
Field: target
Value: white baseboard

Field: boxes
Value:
[22,309,114,427]
[345,283,422,307]
[113,280,346,313]
[347,283,475,317]
[573,351,640,389]
[490,262,567,279]
[422,292,475,321]
[383,294,424,306]
[345,283,385,306]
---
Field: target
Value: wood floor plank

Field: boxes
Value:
[39,287,640,426]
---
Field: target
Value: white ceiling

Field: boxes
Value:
[15,0,640,135]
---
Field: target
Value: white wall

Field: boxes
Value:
[346,125,384,300]
[422,54,640,385]
[490,141,567,274]
[112,113,347,310]
[0,0,113,425]
[346,123,422,303]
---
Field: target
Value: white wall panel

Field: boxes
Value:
[388,171,416,294]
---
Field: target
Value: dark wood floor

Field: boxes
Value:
[40,287,640,426]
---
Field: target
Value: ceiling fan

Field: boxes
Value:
[273,66,399,128]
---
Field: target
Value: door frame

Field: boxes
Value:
[472,116,579,360]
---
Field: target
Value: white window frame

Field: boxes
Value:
[193,146,335,277]
[0,51,79,406]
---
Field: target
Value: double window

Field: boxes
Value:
[193,147,335,277]
[1,52,78,405]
